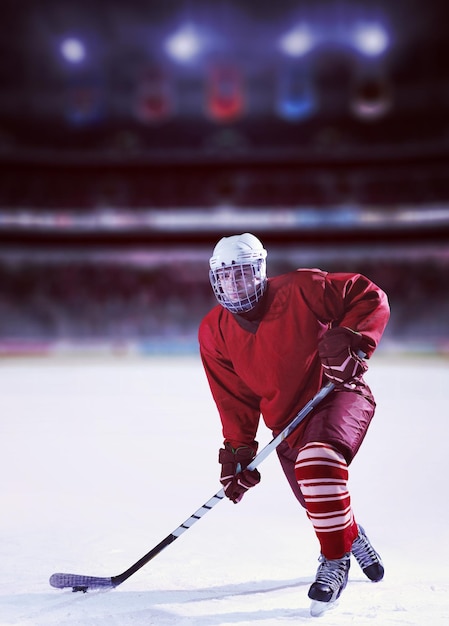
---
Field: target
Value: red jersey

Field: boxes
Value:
[198,269,390,450]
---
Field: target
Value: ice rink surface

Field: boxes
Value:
[1,353,448,625]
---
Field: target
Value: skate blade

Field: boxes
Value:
[310,599,338,617]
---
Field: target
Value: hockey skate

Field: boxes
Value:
[351,525,384,582]
[308,553,350,617]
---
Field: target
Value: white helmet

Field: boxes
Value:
[209,233,268,313]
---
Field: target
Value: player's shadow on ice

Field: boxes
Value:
[45,577,369,624]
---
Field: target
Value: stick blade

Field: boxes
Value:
[50,572,116,592]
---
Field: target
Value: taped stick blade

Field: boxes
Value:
[50,572,116,592]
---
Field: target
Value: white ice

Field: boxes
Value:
[1,353,448,625]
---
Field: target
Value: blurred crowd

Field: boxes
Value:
[0,252,448,353]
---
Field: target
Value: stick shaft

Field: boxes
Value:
[113,381,335,585]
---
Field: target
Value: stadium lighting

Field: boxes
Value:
[353,23,389,56]
[279,25,314,57]
[276,69,316,121]
[350,73,392,120]
[165,24,201,62]
[60,37,86,63]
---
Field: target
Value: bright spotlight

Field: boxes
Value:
[165,25,201,62]
[279,25,314,57]
[60,38,86,63]
[353,23,389,56]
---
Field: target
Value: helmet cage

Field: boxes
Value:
[209,259,267,313]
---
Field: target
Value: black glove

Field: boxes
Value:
[318,327,367,386]
[218,443,261,503]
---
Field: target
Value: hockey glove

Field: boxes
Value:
[318,327,367,386]
[219,443,261,504]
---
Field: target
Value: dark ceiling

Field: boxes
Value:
[1,0,449,210]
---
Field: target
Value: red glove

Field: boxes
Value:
[318,327,367,386]
[219,443,261,503]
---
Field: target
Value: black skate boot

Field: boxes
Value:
[308,553,350,616]
[351,525,384,582]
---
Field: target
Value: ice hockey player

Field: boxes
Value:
[198,233,390,616]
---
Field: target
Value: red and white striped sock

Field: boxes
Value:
[295,442,359,559]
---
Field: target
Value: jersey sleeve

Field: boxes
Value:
[302,270,390,357]
[198,315,261,451]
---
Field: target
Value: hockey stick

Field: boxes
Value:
[50,380,336,592]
